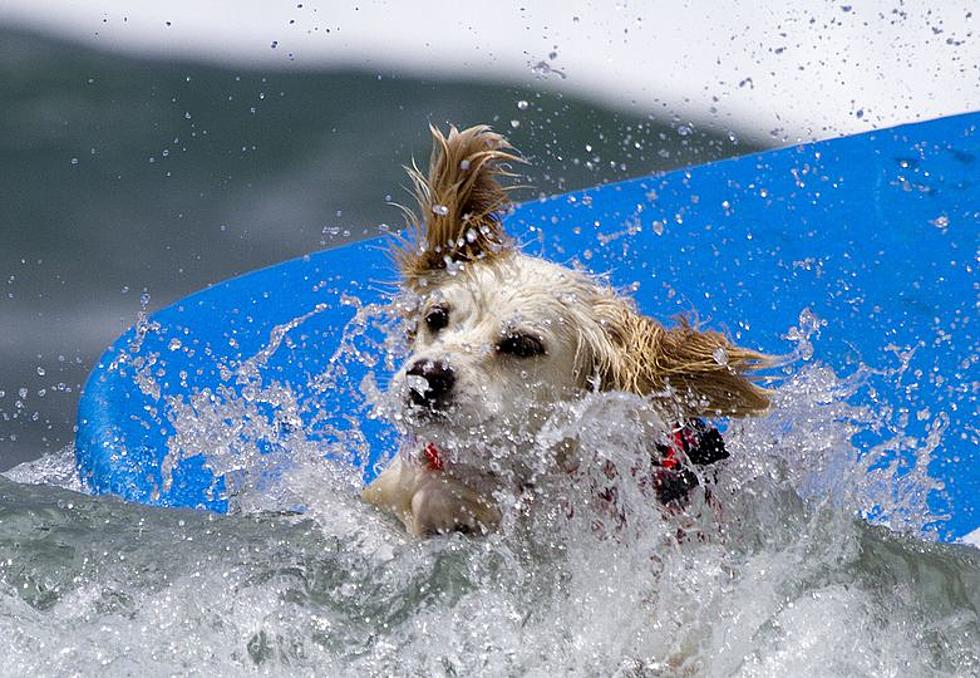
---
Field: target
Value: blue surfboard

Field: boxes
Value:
[75,113,979,541]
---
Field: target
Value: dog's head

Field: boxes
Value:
[390,125,769,465]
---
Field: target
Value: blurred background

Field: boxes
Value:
[0,2,976,470]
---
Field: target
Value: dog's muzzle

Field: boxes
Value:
[406,359,456,411]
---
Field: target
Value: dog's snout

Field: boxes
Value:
[407,359,456,407]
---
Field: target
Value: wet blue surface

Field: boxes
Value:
[77,113,978,539]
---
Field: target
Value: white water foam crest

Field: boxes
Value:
[2,442,86,493]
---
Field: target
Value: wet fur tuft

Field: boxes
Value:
[395,124,521,284]
[591,298,772,417]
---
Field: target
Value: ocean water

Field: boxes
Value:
[3,314,979,675]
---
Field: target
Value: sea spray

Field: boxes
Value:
[1,301,977,675]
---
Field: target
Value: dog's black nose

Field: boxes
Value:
[406,359,456,408]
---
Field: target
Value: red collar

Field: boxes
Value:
[422,441,445,471]
[422,422,711,473]
[659,428,697,469]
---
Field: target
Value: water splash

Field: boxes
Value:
[1,298,977,674]
[1,357,977,674]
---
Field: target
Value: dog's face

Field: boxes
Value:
[394,253,600,459]
[386,123,770,473]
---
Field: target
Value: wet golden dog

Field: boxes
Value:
[363,125,769,536]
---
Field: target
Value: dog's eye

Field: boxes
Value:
[496,333,546,358]
[424,305,449,333]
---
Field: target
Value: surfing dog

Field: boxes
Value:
[363,125,770,536]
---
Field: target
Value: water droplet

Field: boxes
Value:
[70,158,79,166]
[432,204,449,216]
[443,256,461,276]
[168,339,183,352]
[510,119,521,129]
[36,367,45,376]
[516,100,529,110]
[530,60,567,79]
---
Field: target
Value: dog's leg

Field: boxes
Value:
[409,475,501,536]
[362,456,419,531]
[363,457,500,536]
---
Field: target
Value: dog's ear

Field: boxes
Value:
[589,298,771,418]
[396,124,521,284]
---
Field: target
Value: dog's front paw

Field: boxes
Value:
[409,478,501,537]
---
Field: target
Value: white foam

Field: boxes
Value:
[3,445,87,493]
